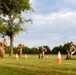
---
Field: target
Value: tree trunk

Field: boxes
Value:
[9,34,14,57]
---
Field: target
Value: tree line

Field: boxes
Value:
[5,41,76,54]
[5,45,51,54]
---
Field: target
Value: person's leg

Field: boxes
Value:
[41,52,44,59]
[39,53,40,59]
[66,52,70,60]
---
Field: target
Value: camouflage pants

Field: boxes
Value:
[0,46,5,58]
[39,52,44,59]
[66,52,72,60]
[18,49,22,58]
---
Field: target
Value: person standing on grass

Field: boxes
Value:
[66,42,76,60]
[39,46,47,59]
[17,43,24,58]
[0,38,8,58]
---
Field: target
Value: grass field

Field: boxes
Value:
[0,54,76,75]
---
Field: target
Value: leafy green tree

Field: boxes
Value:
[0,0,33,56]
[22,46,30,54]
[52,46,60,54]
[31,47,37,54]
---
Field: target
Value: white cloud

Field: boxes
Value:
[5,10,76,49]
[16,1,76,49]
[32,10,76,30]
[24,10,76,48]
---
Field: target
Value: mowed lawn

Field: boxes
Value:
[0,54,76,75]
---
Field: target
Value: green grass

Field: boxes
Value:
[0,54,76,75]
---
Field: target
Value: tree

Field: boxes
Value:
[0,0,33,56]
[52,45,64,54]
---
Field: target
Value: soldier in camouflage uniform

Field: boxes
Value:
[66,42,76,60]
[0,38,8,58]
[17,43,24,58]
[39,46,47,59]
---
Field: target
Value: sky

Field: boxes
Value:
[1,0,76,49]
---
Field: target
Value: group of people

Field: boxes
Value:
[17,45,47,59]
[0,38,47,59]
[38,42,76,60]
[0,38,76,60]
[0,38,24,59]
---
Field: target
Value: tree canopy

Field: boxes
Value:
[0,0,33,56]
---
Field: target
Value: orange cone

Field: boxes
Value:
[46,56,48,60]
[16,54,18,60]
[57,51,61,64]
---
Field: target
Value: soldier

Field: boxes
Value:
[17,43,24,58]
[66,42,76,60]
[39,46,47,59]
[0,38,8,58]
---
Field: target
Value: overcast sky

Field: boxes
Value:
[1,0,76,49]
